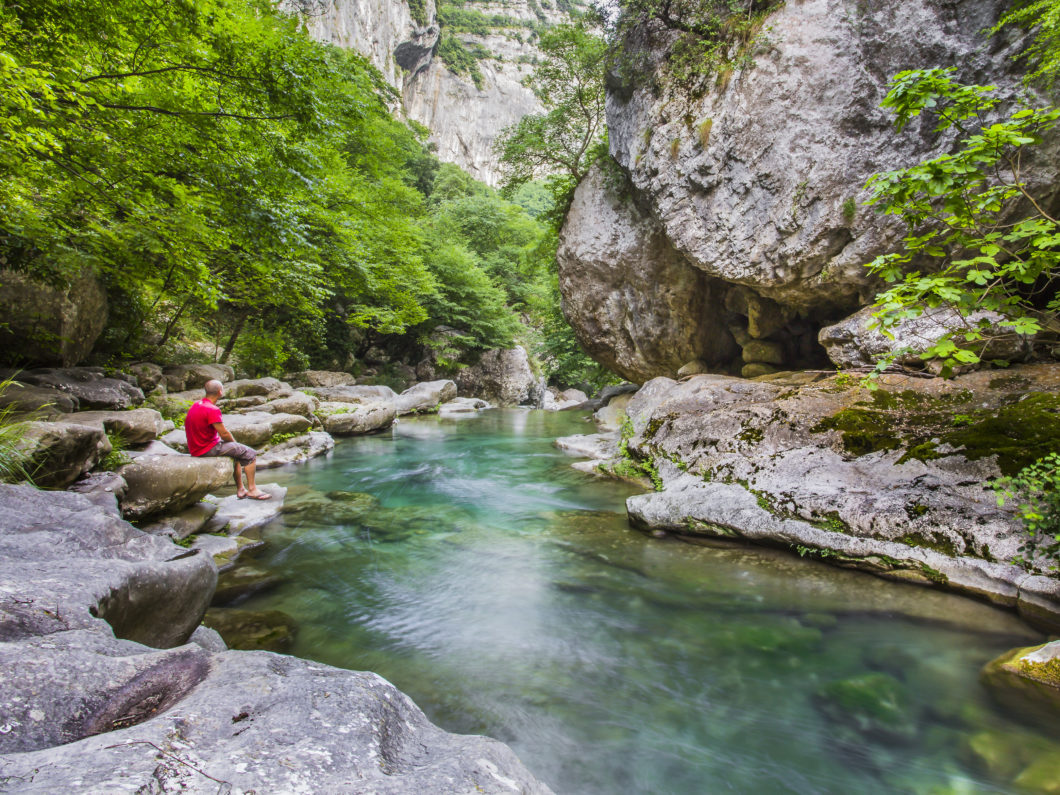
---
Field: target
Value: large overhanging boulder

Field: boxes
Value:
[559,0,1060,380]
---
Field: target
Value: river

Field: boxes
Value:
[235,409,1058,794]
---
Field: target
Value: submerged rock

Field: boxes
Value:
[982,640,1060,728]
[573,364,1060,628]
[815,672,917,745]
[0,477,552,794]
[202,607,297,653]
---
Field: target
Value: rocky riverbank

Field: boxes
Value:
[559,364,1060,632]
[0,484,552,794]
[0,360,565,793]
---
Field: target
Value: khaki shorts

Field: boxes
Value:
[202,440,257,466]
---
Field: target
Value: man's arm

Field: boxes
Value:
[212,422,236,443]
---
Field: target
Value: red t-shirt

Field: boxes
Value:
[185,399,223,456]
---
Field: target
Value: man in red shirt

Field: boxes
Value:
[184,379,270,500]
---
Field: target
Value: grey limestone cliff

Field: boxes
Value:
[559,0,1060,381]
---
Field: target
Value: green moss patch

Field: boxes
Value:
[811,388,1060,475]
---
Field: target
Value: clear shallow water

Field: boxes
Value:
[240,410,1059,794]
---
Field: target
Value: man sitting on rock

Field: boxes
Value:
[185,379,270,500]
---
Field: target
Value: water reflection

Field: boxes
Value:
[242,410,1058,794]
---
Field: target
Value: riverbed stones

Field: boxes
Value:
[319,401,396,435]
[0,483,551,794]
[118,454,233,520]
[13,367,144,410]
[308,383,399,404]
[124,361,164,392]
[395,379,457,414]
[440,397,492,414]
[18,420,106,488]
[0,381,79,415]
[455,346,537,406]
[981,640,1060,727]
[249,391,318,418]
[203,607,297,653]
[257,431,335,468]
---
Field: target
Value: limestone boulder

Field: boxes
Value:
[394,380,457,415]
[16,367,144,410]
[439,397,492,415]
[541,388,582,411]
[308,384,399,405]
[257,431,335,468]
[125,362,164,392]
[606,0,1048,313]
[161,364,234,392]
[982,640,1060,727]
[557,164,738,383]
[18,420,106,488]
[159,428,188,453]
[118,454,233,520]
[223,377,289,399]
[319,401,396,435]
[819,305,1035,369]
[249,391,319,419]
[56,408,166,445]
[139,501,219,540]
[594,391,633,432]
[601,365,1060,630]
[286,369,357,388]
[0,381,78,415]
[0,267,107,366]
[67,471,127,516]
[455,346,537,406]
[0,484,216,648]
[203,484,287,536]
[222,411,312,448]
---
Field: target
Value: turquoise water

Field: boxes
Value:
[239,410,1059,794]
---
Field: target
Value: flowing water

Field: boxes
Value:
[236,409,1059,794]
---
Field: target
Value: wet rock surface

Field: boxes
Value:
[0,482,553,794]
[566,364,1060,629]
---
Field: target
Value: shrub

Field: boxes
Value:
[995,452,1060,572]
[0,378,34,483]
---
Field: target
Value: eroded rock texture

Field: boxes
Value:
[560,0,1060,381]
[0,484,553,794]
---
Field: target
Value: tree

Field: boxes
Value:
[494,20,608,209]
[863,68,1059,374]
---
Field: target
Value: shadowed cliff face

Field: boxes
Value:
[294,0,581,185]
[559,0,1060,382]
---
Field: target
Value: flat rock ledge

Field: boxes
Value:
[0,484,552,794]
[565,365,1060,633]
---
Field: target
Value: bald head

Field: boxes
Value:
[204,379,223,398]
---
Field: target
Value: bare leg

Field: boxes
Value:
[234,461,247,497]
[244,461,263,497]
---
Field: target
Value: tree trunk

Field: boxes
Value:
[220,311,248,364]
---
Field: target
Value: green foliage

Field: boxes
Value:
[407,0,429,26]
[267,431,301,446]
[995,453,1060,571]
[0,378,34,483]
[841,198,856,224]
[611,0,782,94]
[437,33,488,89]
[0,0,436,368]
[99,431,132,471]
[616,416,663,489]
[993,0,1060,88]
[863,68,1060,376]
[495,20,608,205]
